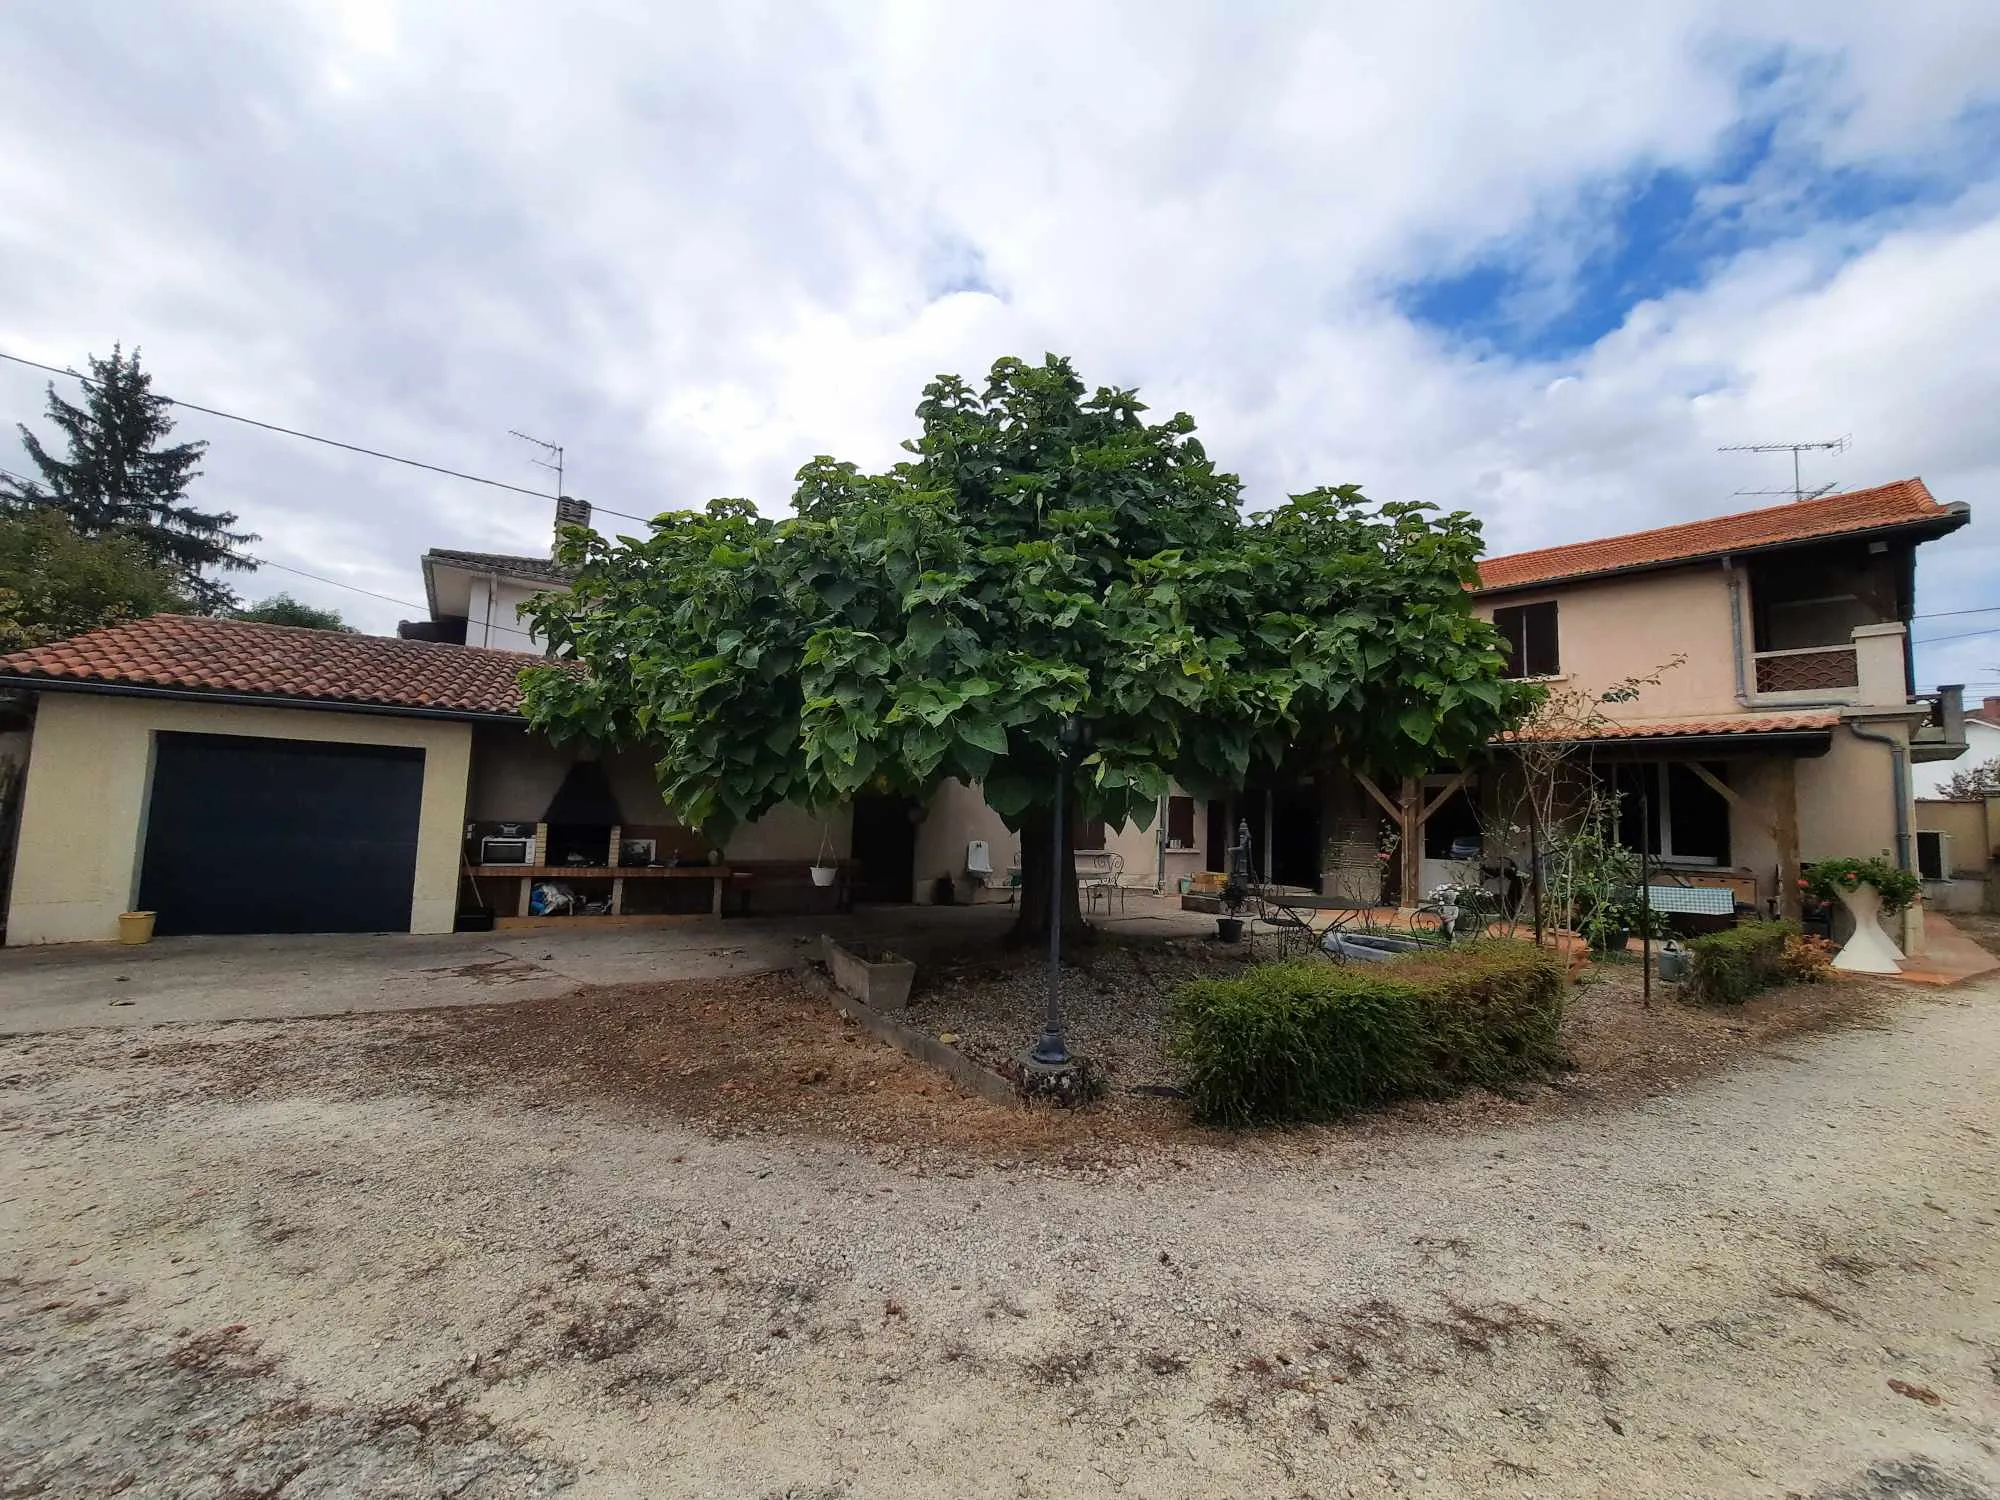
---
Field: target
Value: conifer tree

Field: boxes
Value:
[3,346,257,611]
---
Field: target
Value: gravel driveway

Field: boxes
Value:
[3,974,1998,1499]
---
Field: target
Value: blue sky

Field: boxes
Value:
[1,1,1997,688]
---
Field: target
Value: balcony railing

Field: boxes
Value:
[1752,644,1860,694]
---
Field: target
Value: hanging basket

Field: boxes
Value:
[810,820,838,887]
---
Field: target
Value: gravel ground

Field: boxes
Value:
[3,966,1998,1498]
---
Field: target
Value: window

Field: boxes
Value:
[1072,816,1106,851]
[1606,762,1730,864]
[1165,795,1196,849]
[1493,600,1559,678]
[1916,831,1949,882]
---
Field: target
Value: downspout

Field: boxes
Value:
[1724,556,1750,707]
[483,573,499,649]
[1845,719,1912,872]
[1154,793,1167,893]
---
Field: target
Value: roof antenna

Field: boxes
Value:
[508,429,565,501]
[1718,437,1849,502]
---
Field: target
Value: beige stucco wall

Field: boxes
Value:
[1796,725,1905,865]
[6,692,474,945]
[1915,798,1993,875]
[1475,565,1743,720]
[914,779,1015,901]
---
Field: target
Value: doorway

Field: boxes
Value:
[850,793,917,903]
[1269,783,1322,889]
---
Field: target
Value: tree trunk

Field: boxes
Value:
[1009,799,1090,944]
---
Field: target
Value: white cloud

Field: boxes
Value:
[0,0,1996,695]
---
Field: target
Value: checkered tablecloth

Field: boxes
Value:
[1643,884,1737,915]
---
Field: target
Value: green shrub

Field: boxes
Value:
[1169,942,1568,1126]
[1685,920,1793,1004]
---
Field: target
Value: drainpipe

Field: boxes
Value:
[1724,557,1750,707]
[1845,719,1912,872]
[483,573,499,649]
[1154,793,1167,893]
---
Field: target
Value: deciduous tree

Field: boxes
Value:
[522,355,1536,938]
[0,508,191,651]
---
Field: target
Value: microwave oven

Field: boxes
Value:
[480,836,534,865]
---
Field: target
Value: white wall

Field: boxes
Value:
[1912,719,2000,798]
[466,576,548,652]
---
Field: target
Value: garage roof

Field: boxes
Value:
[0,614,555,720]
[1475,478,1966,594]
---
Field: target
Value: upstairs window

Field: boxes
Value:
[1493,600,1560,679]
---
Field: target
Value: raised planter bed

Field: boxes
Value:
[822,935,917,1012]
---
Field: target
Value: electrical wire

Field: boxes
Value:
[1913,626,2000,646]
[0,348,666,529]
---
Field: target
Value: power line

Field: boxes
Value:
[1914,604,2000,620]
[1914,626,2000,646]
[0,348,665,529]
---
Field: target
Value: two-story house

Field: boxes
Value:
[1461,478,1968,940]
[0,478,1970,946]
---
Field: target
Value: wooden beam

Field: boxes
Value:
[1419,768,1472,825]
[1683,760,1745,812]
[1353,770,1403,823]
[1774,755,1802,922]
[1684,757,1782,838]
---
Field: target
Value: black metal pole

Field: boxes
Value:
[1032,760,1072,1066]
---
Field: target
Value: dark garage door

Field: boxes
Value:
[137,732,426,935]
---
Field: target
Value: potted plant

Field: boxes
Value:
[1804,855,1920,974]
[1216,863,1248,942]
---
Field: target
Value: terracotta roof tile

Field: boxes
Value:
[1477,478,1965,593]
[0,614,553,718]
[1503,711,1842,744]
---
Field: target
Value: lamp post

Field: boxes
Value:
[1029,716,1086,1070]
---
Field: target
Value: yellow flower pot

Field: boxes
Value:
[117,911,157,946]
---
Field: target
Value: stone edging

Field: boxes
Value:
[793,961,1019,1108]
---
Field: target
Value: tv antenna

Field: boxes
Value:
[508,429,565,499]
[1718,436,1848,502]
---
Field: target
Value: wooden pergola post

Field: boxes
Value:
[1774,756,1802,922]
[1400,778,1422,912]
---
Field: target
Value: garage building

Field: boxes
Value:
[0,615,529,945]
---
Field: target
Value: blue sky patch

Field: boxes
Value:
[1396,93,1995,361]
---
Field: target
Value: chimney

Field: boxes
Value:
[554,495,591,550]
[1983,696,2000,725]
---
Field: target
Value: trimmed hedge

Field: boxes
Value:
[1685,920,1793,1005]
[1169,942,1569,1126]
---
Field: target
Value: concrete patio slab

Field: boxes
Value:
[0,894,1217,1034]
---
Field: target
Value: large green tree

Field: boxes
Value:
[0,508,191,652]
[3,346,257,612]
[230,593,354,632]
[521,355,1536,937]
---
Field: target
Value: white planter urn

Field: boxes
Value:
[1830,883,1904,975]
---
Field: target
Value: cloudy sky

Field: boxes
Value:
[3,1,1997,687]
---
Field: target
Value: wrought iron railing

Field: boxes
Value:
[1753,644,1859,694]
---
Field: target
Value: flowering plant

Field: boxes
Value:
[1802,855,1921,915]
